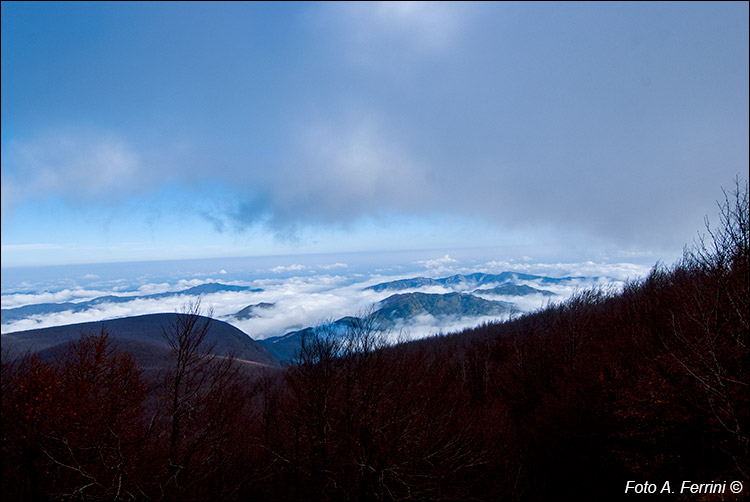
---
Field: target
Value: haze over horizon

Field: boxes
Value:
[2,2,748,268]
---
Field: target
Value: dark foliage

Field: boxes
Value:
[2,180,748,500]
[2,330,147,500]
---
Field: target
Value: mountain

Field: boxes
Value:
[259,316,360,361]
[473,284,555,296]
[365,277,440,291]
[1,313,279,370]
[1,283,262,325]
[366,272,587,292]
[258,293,511,361]
[374,292,512,321]
[233,302,275,320]
[179,283,262,295]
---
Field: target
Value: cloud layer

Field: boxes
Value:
[2,2,747,262]
[1,255,652,339]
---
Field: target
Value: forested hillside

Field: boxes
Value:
[2,181,747,501]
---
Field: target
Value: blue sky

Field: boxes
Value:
[2,1,748,267]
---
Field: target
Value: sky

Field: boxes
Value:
[2,1,748,268]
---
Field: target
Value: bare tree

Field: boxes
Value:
[665,177,750,476]
[285,322,343,499]
[690,176,749,275]
[158,300,249,500]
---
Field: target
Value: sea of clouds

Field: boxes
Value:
[1,251,655,340]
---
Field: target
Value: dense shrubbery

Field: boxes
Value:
[3,181,748,500]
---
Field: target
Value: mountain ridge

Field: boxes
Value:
[473,284,555,296]
[1,312,279,368]
[365,272,588,292]
[2,283,262,325]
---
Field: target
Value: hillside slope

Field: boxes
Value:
[1,313,279,368]
[374,292,511,321]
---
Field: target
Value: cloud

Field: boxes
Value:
[319,263,348,270]
[338,1,473,56]
[227,5,745,255]
[271,264,307,274]
[1,287,114,309]
[413,254,461,276]
[0,178,22,222]
[1,258,654,339]
[416,254,458,268]
[387,313,511,341]
[3,132,144,204]
[478,260,654,285]
[225,114,435,235]
[2,3,746,261]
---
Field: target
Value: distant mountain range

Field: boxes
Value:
[1,313,279,372]
[473,284,555,296]
[258,291,512,361]
[3,272,583,364]
[228,272,578,360]
[1,283,262,325]
[365,272,585,292]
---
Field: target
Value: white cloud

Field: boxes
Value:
[416,254,458,268]
[368,1,467,51]
[412,254,460,277]
[329,1,473,62]
[387,313,511,342]
[3,131,144,207]
[479,260,653,283]
[319,263,348,270]
[0,178,21,223]
[1,258,654,339]
[271,264,307,273]
[133,282,173,296]
[262,114,432,226]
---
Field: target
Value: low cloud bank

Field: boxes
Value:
[1,260,651,339]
